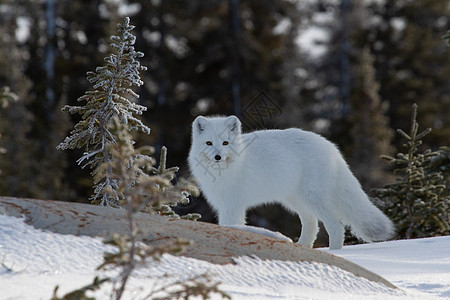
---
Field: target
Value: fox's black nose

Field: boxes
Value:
[214,155,222,161]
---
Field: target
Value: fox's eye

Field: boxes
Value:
[206,141,213,146]
[223,141,229,146]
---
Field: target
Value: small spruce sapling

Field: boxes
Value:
[52,119,221,300]
[95,118,191,300]
[57,17,148,207]
[148,147,201,220]
[373,104,449,239]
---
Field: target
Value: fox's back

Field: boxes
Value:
[233,128,344,196]
[240,128,341,169]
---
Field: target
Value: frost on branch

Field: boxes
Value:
[57,17,148,207]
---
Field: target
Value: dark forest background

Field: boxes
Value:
[1,0,449,244]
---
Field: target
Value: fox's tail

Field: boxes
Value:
[339,169,395,243]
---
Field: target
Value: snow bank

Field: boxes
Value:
[328,237,450,298]
[1,214,448,299]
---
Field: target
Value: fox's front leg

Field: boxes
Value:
[215,200,247,226]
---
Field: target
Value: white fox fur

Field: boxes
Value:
[188,115,395,249]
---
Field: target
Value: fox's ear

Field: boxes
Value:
[193,116,208,134]
[225,115,241,135]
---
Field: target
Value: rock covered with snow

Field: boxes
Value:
[0,197,401,292]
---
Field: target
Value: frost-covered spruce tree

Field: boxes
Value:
[373,104,449,239]
[57,17,148,207]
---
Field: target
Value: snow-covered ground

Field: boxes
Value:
[1,214,449,299]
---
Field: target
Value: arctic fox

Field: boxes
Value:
[188,115,395,249]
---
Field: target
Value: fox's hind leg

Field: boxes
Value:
[297,212,319,248]
[321,213,345,250]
